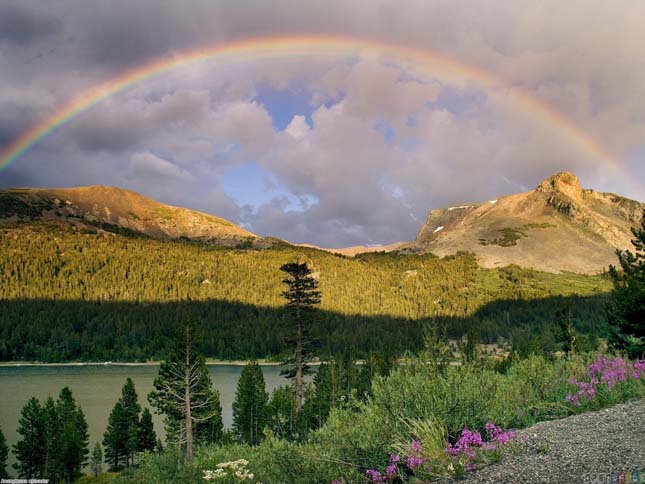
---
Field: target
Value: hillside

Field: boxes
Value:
[0,222,611,361]
[413,172,644,274]
[0,186,256,243]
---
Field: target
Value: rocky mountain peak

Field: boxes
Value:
[537,171,583,201]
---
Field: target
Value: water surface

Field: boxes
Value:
[0,364,290,469]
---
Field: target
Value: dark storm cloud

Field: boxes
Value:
[0,3,62,46]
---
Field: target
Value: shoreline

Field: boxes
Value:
[0,359,291,367]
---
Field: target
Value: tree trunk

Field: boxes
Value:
[295,315,303,417]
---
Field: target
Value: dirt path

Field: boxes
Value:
[446,399,645,484]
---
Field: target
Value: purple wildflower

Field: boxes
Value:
[411,439,422,453]
[365,469,383,483]
[389,453,400,463]
[385,464,397,476]
[406,455,424,469]
[566,355,644,405]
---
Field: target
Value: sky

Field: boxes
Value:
[0,1,644,247]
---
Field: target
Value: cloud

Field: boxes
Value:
[0,0,643,246]
[129,152,194,181]
[0,3,62,46]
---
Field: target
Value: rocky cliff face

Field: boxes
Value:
[413,172,644,274]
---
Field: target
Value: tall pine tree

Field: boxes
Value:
[608,209,645,358]
[119,378,142,466]
[103,400,128,471]
[57,387,89,482]
[148,321,223,459]
[137,408,157,453]
[103,378,146,469]
[42,397,62,482]
[232,361,269,445]
[13,397,45,478]
[280,262,321,417]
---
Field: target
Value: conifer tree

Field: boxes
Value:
[137,408,157,453]
[232,361,269,445]
[608,209,645,358]
[148,322,223,459]
[460,328,480,363]
[90,442,102,477]
[57,387,89,482]
[356,352,395,400]
[0,425,9,478]
[119,378,142,466]
[309,353,361,428]
[555,303,577,355]
[280,262,321,416]
[103,401,128,471]
[13,397,45,478]
[42,397,62,482]
[266,385,297,440]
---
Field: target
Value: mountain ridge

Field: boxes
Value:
[411,172,644,274]
[1,172,642,274]
[0,185,256,243]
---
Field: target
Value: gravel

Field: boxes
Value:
[442,399,645,484]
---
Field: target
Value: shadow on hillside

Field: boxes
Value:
[0,293,609,362]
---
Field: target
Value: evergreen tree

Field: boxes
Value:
[103,401,128,471]
[0,425,9,478]
[13,397,45,478]
[90,442,102,477]
[607,209,645,358]
[280,262,321,416]
[356,352,395,400]
[309,354,361,429]
[232,361,269,445]
[266,385,297,440]
[460,328,480,363]
[102,379,144,469]
[148,322,223,459]
[42,397,62,482]
[555,303,577,355]
[137,408,157,453]
[119,378,142,466]
[57,387,89,482]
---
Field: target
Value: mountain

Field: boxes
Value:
[1,173,642,274]
[296,241,407,256]
[0,185,256,244]
[412,172,644,274]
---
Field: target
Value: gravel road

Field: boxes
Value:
[445,399,645,484]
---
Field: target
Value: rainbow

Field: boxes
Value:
[0,34,622,175]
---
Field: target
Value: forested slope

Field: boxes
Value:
[0,222,612,361]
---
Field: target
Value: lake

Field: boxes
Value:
[0,364,292,469]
